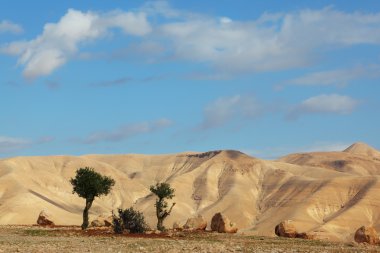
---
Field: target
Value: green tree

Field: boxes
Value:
[70,167,115,229]
[150,182,175,231]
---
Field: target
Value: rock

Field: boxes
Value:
[275,220,315,240]
[90,215,113,227]
[90,220,103,227]
[354,226,379,245]
[173,221,183,230]
[104,218,112,227]
[36,210,55,226]
[210,213,238,233]
[275,220,297,238]
[183,215,207,230]
[296,232,315,240]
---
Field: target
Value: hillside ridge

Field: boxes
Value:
[0,144,380,242]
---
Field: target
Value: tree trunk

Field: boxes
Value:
[157,218,164,231]
[81,199,93,230]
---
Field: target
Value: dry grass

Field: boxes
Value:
[0,226,378,253]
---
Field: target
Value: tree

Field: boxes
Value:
[150,182,175,231]
[70,167,115,229]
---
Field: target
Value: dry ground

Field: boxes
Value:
[0,226,378,253]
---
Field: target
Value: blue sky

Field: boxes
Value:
[1,0,380,159]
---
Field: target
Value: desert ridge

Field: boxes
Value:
[0,143,379,242]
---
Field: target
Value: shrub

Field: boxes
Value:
[113,215,124,234]
[113,207,148,234]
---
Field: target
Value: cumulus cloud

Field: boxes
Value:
[282,65,380,88]
[199,95,261,130]
[1,9,151,79]
[287,94,359,120]
[157,6,380,74]
[3,4,380,79]
[0,136,29,153]
[0,20,23,34]
[83,119,173,144]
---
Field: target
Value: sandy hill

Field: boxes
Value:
[344,142,380,159]
[1,144,380,242]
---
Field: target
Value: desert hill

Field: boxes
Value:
[279,142,380,175]
[344,142,380,159]
[1,144,380,242]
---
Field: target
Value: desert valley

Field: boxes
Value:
[0,142,379,245]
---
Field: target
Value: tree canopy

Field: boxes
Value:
[150,182,175,200]
[70,167,115,201]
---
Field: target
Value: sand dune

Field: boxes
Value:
[0,144,380,242]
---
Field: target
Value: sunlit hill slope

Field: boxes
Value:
[0,142,380,241]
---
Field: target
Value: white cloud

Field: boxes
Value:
[3,4,380,79]
[0,136,30,153]
[0,41,28,55]
[141,0,182,18]
[283,65,380,87]
[288,94,359,120]
[157,6,380,74]
[200,95,261,129]
[83,118,173,144]
[2,9,151,79]
[220,17,232,24]
[0,20,23,34]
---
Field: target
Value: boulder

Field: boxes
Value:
[183,215,207,230]
[36,210,55,226]
[354,226,379,245]
[275,220,297,238]
[210,213,238,233]
[173,221,183,230]
[90,215,113,227]
[296,232,315,240]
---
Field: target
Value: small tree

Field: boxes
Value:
[113,207,148,234]
[150,182,175,231]
[70,167,115,229]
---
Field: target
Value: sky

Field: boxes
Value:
[1,0,380,159]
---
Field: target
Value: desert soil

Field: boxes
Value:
[0,226,378,253]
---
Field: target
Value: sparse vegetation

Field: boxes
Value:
[150,182,175,231]
[24,229,50,236]
[70,167,115,230]
[1,226,378,253]
[113,207,148,234]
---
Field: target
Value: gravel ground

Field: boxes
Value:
[0,226,378,253]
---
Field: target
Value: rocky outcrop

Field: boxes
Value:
[36,210,55,226]
[183,215,207,230]
[354,226,379,245]
[275,220,315,239]
[211,213,238,233]
[90,215,112,227]
[275,220,297,238]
